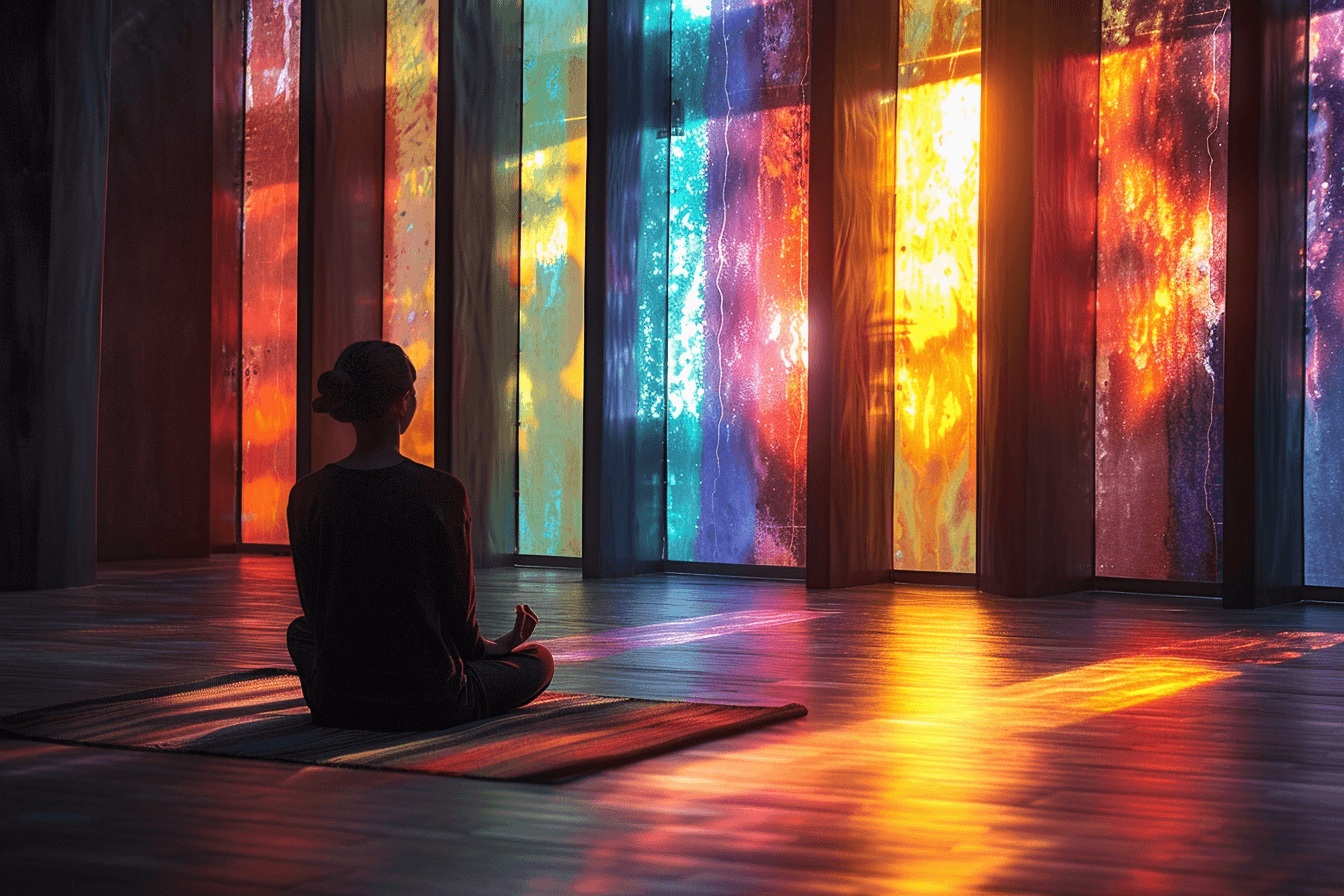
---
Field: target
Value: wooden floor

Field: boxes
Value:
[4,557,1344,895]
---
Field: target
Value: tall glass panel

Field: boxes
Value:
[1095,0,1228,581]
[666,0,811,566]
[383,0,438,466]
[1308,2,1344,587]
[518,0,587,557]
[892,0,980,573]
[240,0,301,544]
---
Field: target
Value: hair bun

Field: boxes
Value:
[313,369,355,414]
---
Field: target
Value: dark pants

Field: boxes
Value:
[287,616,554,729]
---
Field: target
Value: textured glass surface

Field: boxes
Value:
[892,0,979,573]
[1308,4,1344,587]
[666,0,810,565]
[518,0,587,556]
[383,0,437,466]
[240,0,301,544]
[1096,0,1228,581]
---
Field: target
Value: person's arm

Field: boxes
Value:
[439,478,488,661]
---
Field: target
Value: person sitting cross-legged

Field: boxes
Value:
[285,339,553,731]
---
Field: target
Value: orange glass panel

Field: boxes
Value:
[1096,1,1228,581]
[240,0,301,544]
[383,0,437,466]
[892,1,980,573]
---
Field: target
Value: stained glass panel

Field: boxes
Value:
[1095,0,1229,581]
[892,0,979,573]
[518,0,587,556]
[240,0,301,544]
[666,0,810,566]
[383,0,437,466]
[1308,2,1344,587]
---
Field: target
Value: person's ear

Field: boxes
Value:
[391,391,410,419]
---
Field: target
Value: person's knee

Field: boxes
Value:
[287,615,313,645]
[523,643,554,687]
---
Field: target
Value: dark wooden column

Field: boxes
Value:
[97,0,214,562]
[582,0,667,578]
[805,0,897,589]
[437,0,523,567]
[977,0,1099,598]
[211,0,246,551]
[1223,0,1309,608]
[300,0,387,475]
[0,2,110,590]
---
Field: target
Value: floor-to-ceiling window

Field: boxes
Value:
[239,0,301,545]
[1095,0,1229,582]
[1308,0,1344,588]
[383,0,438,467]
[665,0,811,567]
[518,0,588,558]
[892,0,980,575]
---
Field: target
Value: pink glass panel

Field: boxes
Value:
[240,0,301,544]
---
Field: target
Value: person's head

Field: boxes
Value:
[312,340,416,428]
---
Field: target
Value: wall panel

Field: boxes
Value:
[98,0,214,561]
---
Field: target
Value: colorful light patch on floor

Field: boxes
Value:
[666,0,810,566]
[518,0,587,557]
[892,0,979,573]
[1308,4,1344,587]
[382,0,437,466]
[240,0,301,545]
[1095,0,1229,582]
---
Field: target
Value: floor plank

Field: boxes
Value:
[3,556,1344,894]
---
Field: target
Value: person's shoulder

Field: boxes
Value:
[399,461,468,508]
[288,464,336,502]
[400,460,466,492]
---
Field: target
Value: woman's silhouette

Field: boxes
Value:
[285,340,553,730]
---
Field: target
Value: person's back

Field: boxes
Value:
[288,461,482,728]
[285,340,553,731]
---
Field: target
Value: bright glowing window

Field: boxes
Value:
[892,0,980,574]
[1095,0,1229,582]
[240,0,301,545]
[383,0,438,467]
[665,0,811,566]
[518,0,588,557]
[1308,2,1344,587]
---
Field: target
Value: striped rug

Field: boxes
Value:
[0,669,806,783]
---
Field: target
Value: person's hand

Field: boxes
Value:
[496,603,538,653]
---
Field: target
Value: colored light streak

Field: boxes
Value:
[1096,1,1228,582]
[541,609,834,662]
[383,0,438,467]
[666,0,810,566]
[893,64,979,573]
[240,0,301,545]
[518,0,587,557]
[1308,5,1344,587]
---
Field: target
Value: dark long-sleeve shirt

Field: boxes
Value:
[286,460,486,728]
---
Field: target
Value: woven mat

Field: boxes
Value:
[0,669,806,783]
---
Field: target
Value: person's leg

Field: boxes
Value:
[465,644,555,719]
[286,616,319,706]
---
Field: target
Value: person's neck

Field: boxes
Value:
[336,419,406,470]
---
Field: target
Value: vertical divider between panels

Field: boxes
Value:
[296,0,315,482]
[977,0,1098,598]
[806,0,898,589]
[583,0,667,577]
[437,0,522,567]
[1223,0,1308,608]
